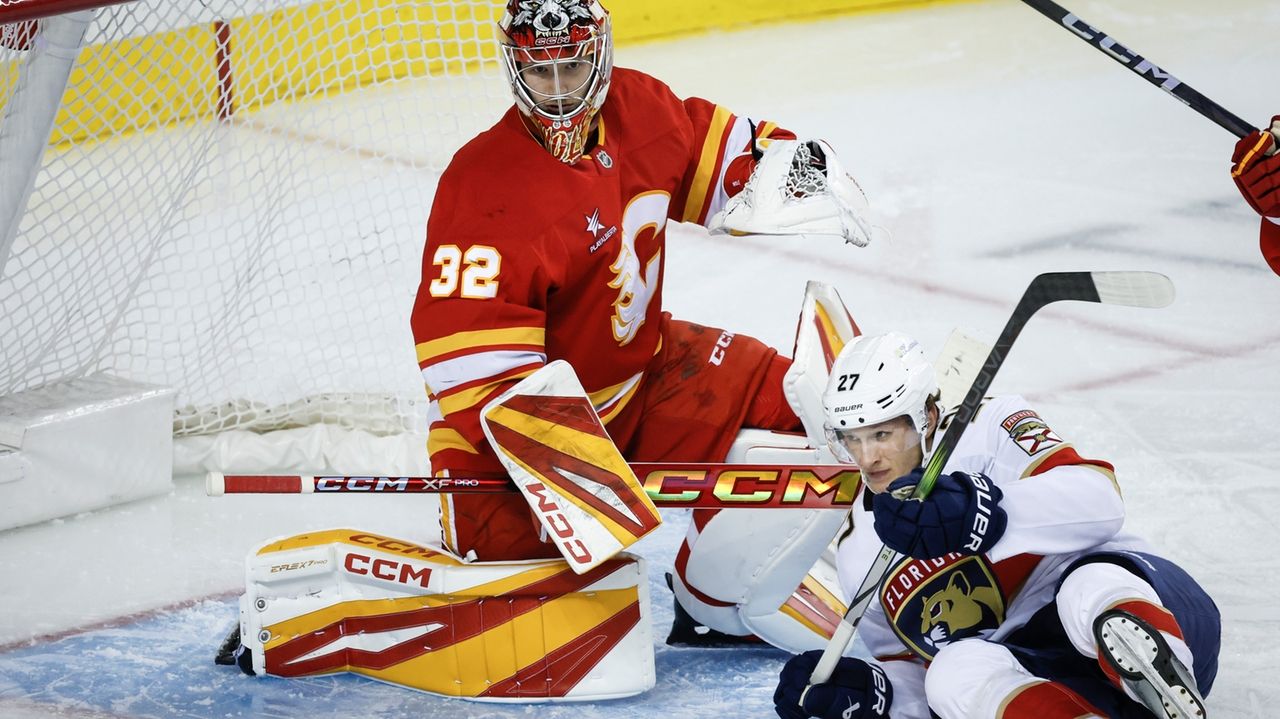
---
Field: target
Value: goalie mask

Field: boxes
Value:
[498,0,613,164]
[822,332,938,465]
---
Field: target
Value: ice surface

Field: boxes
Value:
[2,0,1278,715]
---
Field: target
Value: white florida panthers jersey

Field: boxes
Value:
[835,394,1154,665]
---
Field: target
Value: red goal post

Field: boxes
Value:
[0,0,133,24]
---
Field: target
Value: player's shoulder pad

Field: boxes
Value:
[431,114,567,246]
[602,67,691,149]
[938,394,1009,433]
[980,394,1044,435]
[982,394,1036,428]
[609,66,680,106]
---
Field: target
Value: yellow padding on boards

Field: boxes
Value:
[46,24,214,146]
[230,1,500,114]
[609,0,970,43]
[14,0,968,148]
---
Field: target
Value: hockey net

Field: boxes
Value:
[0,0,508,473]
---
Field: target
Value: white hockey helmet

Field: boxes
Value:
[497,0,613,164]
[822,332,938,456]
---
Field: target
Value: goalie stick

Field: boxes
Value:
[1018,0,1261,141]
[805,270,1175,687]
[206,463,863,509]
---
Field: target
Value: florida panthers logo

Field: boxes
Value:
[880,553,1008,661]
[608,192,667,346]
[919,572,1003,648]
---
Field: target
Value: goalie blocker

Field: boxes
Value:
[225,528,654,701]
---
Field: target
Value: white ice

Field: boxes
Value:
[2,0,1278,716]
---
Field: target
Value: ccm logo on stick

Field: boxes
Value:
[343,553,432,588]
[1061,13,1181,91]
[317,476,409,491]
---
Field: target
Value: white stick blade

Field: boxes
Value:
[933,329,992,414]
[1090,271,1175,308]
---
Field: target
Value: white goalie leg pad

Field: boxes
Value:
[239,529,654,702]
[783,281,861,448]
[739,545,848,653]
[674,431,848,646]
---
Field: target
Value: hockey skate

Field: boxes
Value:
[212,622,256,675]
[663,573,766,649]
[1094,608,1206,719]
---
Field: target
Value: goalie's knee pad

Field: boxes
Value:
[237,529,654,702]
[738,546,846,653]
[673,500,847,653]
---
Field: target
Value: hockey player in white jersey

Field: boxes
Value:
[773,332,1220,719]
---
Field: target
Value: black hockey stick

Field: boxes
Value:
[806,270,1174,686]
[1017,0,1257,139]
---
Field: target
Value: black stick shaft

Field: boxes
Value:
[1019,0,1257,139]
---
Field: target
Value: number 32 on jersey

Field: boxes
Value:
[429,245,501,299]
[425,191,667,350]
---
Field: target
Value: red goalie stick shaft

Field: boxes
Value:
[208,463,862,510]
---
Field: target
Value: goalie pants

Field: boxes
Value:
[441,315,802,561]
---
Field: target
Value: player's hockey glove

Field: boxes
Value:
[774,650,892,719]
[872,469,1007,559]
[1232,116,1280,217]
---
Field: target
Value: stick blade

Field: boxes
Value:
[1090,271,1175,309]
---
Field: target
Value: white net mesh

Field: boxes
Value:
[0,0,508,441]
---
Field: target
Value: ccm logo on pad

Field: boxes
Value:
[343,553,432,588]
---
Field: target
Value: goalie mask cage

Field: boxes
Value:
[0,0,509,473]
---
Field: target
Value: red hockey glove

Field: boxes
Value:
[1231,116,1280,218]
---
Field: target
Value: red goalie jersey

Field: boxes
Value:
[411,68,800,559]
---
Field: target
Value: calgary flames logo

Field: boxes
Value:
[609,192,666,346]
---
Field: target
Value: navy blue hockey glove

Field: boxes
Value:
[774,650,892,719]
[872,468,1008,559]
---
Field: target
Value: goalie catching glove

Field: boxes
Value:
[710,138,873,247]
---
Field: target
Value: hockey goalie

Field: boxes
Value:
[216,276,867,701]
[216,0,878,702]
